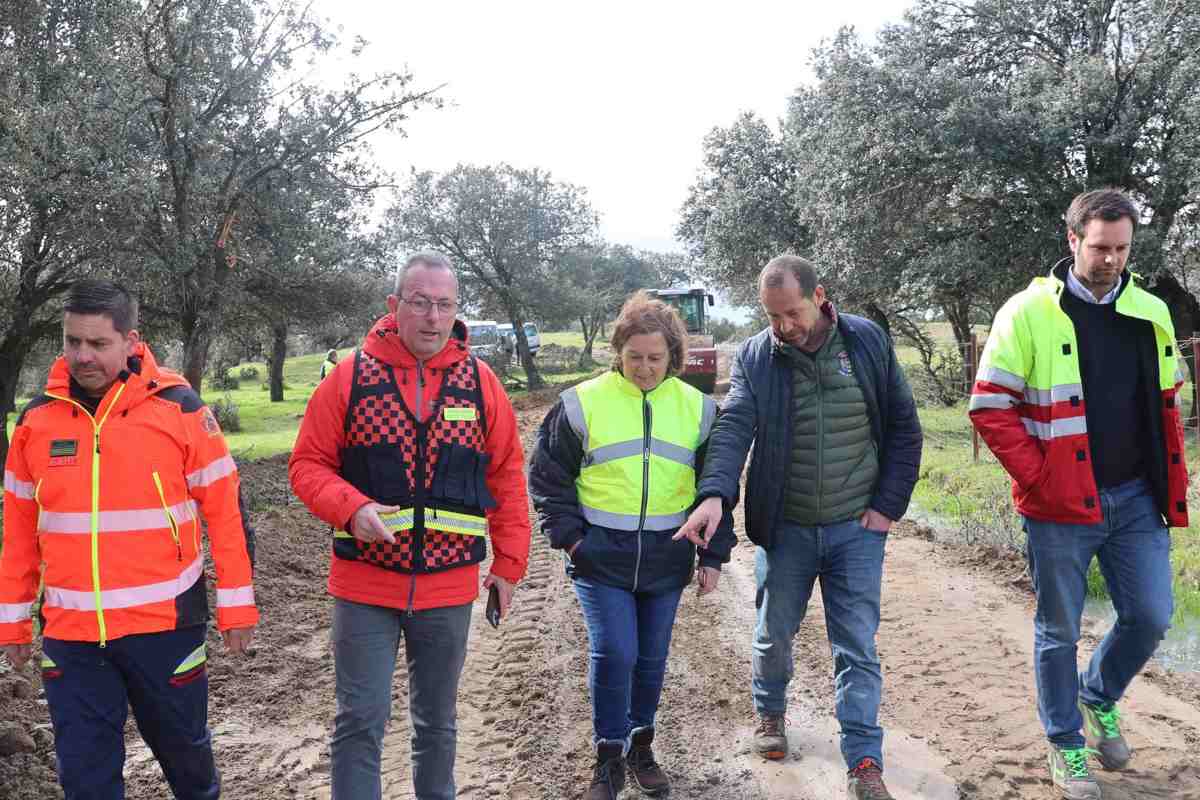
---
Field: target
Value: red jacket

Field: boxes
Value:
[1,344,258,645]
[289,316,531,610]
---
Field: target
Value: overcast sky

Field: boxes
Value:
[314,0,911,256]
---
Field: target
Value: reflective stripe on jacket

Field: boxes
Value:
[563,371,716,531]
[0,344,258,645]
[969,261,1189,526]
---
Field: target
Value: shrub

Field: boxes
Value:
[209,393,242,432]
[209,372,240,391]
[238,366,260,380]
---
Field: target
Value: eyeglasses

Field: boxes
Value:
[400,295,458,315]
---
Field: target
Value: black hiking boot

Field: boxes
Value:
[628,727,670,795]
[583,741,626,800]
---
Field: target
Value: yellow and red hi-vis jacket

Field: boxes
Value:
[969,263,1188,528]
[0,343,258,646]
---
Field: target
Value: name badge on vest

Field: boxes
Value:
[49,439,79,467]
[443,407,477,421]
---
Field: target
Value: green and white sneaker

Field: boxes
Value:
[1080,700,1132,770]
[1047,746,1101,800]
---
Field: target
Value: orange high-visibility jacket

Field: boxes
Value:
[0,343,258,645]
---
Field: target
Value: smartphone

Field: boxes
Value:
[485,583,501,628]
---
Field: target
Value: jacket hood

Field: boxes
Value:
[45,342,189,412]
[361,313,471,369]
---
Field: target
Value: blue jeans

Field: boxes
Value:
[573,576,685,745]
[1024,478,1173,749]
[331,599,472,800]
[752,518,887,769]
[42,626,218,800]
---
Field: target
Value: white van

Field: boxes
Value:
[466,320,503,362]
[498,322,540,358]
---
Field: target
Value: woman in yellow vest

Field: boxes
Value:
[529,291,736,800]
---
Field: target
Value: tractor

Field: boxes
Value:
[647,287,718,394]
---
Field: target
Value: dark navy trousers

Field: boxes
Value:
[42,625,219,800]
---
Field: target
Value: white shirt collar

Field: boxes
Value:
[1065,267,1120,305]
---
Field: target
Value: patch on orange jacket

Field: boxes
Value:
[201,407,221,436]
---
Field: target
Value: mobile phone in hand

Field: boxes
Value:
[485,583,501,628]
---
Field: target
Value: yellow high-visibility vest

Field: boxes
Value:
[561,371,717,531]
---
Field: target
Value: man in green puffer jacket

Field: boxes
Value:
[678,255,922,800]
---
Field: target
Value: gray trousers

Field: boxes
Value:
[330,598,473,800]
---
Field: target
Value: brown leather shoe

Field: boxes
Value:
[754,713,788,760]
[628,727,670,795]
[583,742,626,800]
[847,757,894,800]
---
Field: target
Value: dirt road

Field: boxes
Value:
[4,389,1200,799]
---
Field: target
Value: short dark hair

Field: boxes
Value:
[64,279,138,333]
[1065,189,1139,238]
[759,254,819,296]
[610,291,689,377]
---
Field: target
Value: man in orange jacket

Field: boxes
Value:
[289,251,531,800]
[0,279,258,800]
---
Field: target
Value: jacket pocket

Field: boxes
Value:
[151,471,183,562]
[430,443,498,510]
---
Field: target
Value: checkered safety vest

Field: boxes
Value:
[334,349,496,574]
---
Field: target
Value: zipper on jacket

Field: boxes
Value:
[632,394,652,591]
[416,360,425,422]
[45,384,126,647]
[151,471,182,561]
[816,366,824,521]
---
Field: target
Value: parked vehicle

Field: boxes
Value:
[647,287,717,394]
[498,322,540,359]
[466,320,504,362]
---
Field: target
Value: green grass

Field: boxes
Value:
[199,348,353,460]
[539,330,588,348]
[914,399,1200,624]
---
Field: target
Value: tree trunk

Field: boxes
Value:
[507,309,544,390]
[864,302,891,337]
[269,322,287,402]
[0,344,25,469]
[941,298,973,349]
[181,318,214,393]
[578,315,599,368]
[1147,272,1200,426]
[0,302,62,467]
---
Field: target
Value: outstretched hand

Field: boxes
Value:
[673,496,723,547]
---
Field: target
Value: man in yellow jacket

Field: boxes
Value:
[0,279,258,800]
[970,190,1186,800]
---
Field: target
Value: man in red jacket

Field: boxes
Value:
[289,251,531,800]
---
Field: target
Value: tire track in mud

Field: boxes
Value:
[871,530,1200,800]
